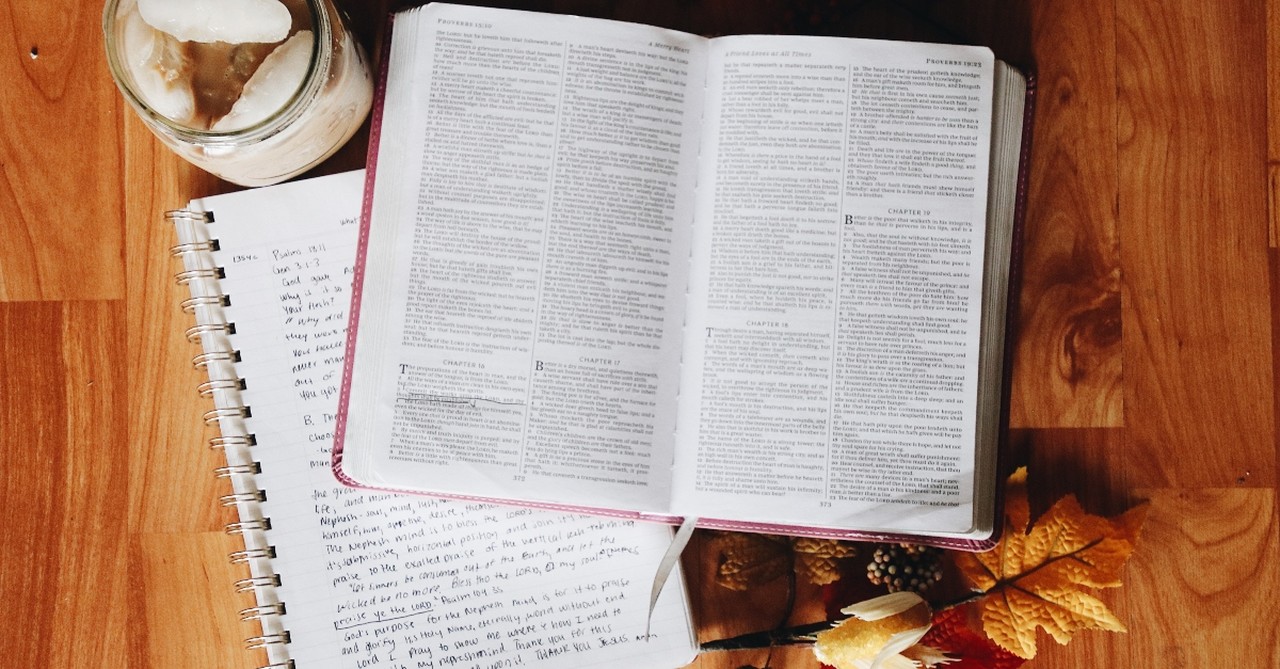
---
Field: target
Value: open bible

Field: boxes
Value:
[336,3,1033,548]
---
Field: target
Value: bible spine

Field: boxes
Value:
[169,209,294,669]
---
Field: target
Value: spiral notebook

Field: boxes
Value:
[170,170,697,669]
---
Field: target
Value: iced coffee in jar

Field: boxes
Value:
[104,0,373,186]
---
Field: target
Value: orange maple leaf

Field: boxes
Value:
[953,467,1147,659]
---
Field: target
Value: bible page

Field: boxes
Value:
[193,171,696,669]
[342,4,708,514]
[671,36,996,535]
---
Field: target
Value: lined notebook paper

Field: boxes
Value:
[172,170,696,669]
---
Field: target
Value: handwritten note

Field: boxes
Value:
[202,172,693,669]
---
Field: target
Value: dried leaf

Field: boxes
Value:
[796,536,859,586]
[713,532,857,590]
[713,533,791,591]
[953,467,1147,659]
[919,606,1024,669]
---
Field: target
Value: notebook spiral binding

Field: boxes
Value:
[168,209,294,669]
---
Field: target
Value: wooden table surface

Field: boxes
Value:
[3,0,1278,667]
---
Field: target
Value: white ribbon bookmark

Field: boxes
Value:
[646,516,699,639]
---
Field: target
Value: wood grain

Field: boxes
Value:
[1117,0,1276,489]
[1271,0,1280,163]
[1121,489,1280,666]
[0,0,124,301]
[1006,0,1124,429]
[0,301,129,667]
[122,112,234,535]
[1273,0,1280,247]
[1270,164,1280,248]
[1010,428,1129,515]
[133,532,263,668]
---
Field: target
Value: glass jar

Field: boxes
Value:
[103,0,373,186]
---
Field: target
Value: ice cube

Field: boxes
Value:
[121,7,195,123]
[277,0,312,34]
[138,0,292,44]
[211,31,314,132]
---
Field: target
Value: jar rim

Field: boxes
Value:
[102,0,332,144]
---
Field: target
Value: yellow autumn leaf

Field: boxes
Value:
[794,536,859,586]
[954,467,1147,659]
[712,533,791,591]
[712,532,857,590]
